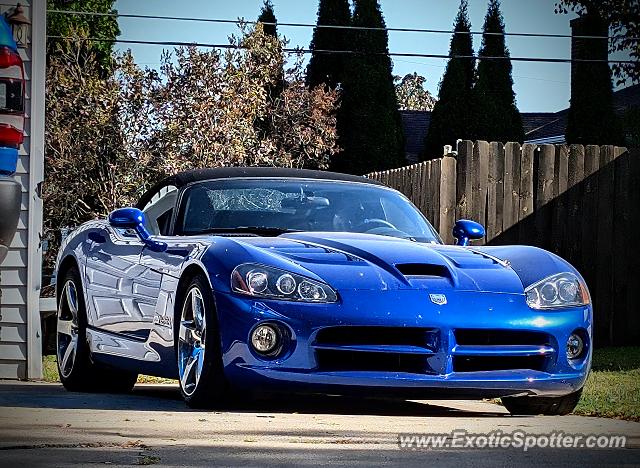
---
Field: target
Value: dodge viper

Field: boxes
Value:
[55,167,592,414]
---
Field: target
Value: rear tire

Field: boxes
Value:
[501,389,583,416]
[56,266,137,393]
[175,274,229,408]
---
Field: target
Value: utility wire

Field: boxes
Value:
[46,35,638,65]
[46,9,637,41]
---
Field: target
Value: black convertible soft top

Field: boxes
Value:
[136,167,383,209]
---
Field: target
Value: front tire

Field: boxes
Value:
[501,389,583,416]
[176,275,229,408]
[56,266,137,393]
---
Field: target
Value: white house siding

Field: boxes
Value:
[0,0,45,379]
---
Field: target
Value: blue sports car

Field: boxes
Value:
[55,168,592,414]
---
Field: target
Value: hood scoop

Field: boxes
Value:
[395,262,454,289]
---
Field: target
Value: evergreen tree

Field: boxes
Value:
[306,0,352,89]
[257,0,277,38]
[258,0,285,105]
[422,0,475,159]
[565,12,624,145]
[47,0,119,75]
[472,0,524,143]
[334,0,405,174]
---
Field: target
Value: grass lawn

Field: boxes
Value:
[42,355,176,385]
[42,347,640,420]
[573,347,640,421]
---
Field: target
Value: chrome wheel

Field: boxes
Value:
[178,287,207,396]
[57,280,79,378]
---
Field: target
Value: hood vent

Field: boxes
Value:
[395,263,450,278]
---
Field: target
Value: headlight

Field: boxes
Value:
[231,263,338,303]
[525,272,590,309]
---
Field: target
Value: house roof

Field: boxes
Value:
[522,110,568,143]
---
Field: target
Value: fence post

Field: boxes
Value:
[456,140,473,220]
[407,164,415,203]
[439,156,456,244]
[536,145,556,208]
[503,142,521,234]
[519,143,536,221]
[598,145,616,344]
[612,147,631,345]
[565,144,585,269]
[430,159,442,231]
[487,142,505,241]
[567,144,585,188]
[555,145,569,196]
[471,141,489,233]
[414,162,423,215]
[469,141,489,245]
[425,159,437,226]
[550,145,569,254]
[534,144,556,247]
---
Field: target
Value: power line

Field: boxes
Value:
[46,9,637,41]
[46,35,638,65]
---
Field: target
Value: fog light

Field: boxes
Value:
[566,333,584,360]
[251,324,280,355]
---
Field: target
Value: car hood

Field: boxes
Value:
[231,232,525,294]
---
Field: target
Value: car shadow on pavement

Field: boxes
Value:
[0,382,508,417]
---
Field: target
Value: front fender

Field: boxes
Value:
[477,245,587,290]
[198,238,330,294]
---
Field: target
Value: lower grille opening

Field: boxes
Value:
[316,349,427,373]
[454,329,550,346]
[315,326,436,348]
[453,355,547,372]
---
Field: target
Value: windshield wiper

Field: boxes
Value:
[198,226,302,236]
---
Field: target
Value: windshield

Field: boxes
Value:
[177,178,440,243]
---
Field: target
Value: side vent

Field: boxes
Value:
[395,263,450,278]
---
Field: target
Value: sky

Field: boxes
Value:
[113,0,588,113]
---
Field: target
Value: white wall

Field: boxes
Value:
[0,0,45,379]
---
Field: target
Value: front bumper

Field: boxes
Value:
[214,289,592,399]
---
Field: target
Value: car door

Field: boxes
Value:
[85,184,189,341]
[83,225,151,339]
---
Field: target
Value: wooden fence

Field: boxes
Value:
[368,141,640,346]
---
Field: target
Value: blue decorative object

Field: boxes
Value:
[0,146,18,175]
[0,16,17,51]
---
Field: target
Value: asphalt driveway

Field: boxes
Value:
[0,381,638,466]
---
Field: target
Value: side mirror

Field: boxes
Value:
[108,207,167,252]
[453,219,485,246]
